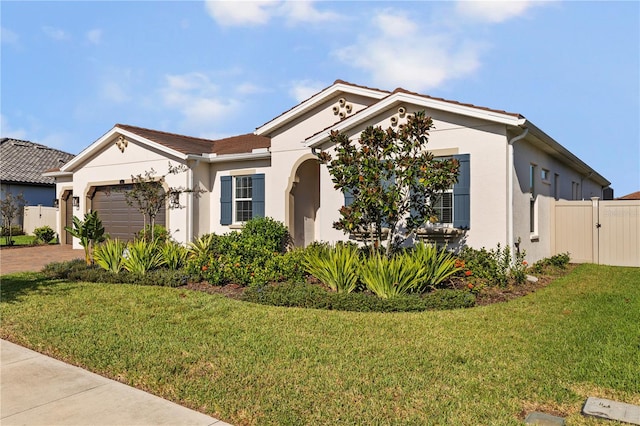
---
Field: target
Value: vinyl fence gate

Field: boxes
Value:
[552,197,640,267]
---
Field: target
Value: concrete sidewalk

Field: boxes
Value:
[1,340,231,425]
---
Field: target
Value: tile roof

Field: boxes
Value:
[0,138,75,185]
[618,191,640,200]
[115,124,270,156]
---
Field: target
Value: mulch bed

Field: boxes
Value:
[181,265,576,306]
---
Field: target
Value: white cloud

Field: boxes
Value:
[236,82,268,95]
[86,28,102,44]
[455,1,543,23]
[289,80,326,102]
[160,72,240,131]
[334,10,483,92]
[101,81,131,103]
[42,26,70,41]
[1,27,19,46]
[280,1,342,25]
[204,0,278,26]
[204,0,342,27]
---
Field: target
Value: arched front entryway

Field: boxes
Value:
[288,157,320,247]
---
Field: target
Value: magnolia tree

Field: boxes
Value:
[317,111,460,255]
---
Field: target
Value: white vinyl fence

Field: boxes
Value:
[552,197,640,267]
[23,205,58,235]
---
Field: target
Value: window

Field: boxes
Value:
[529,164,537,234]
[554,173,560,200]
[220,174,265,225]
[432,190,453,224]
[572,181,580,200]
[541,168,550,184]
[234,176,253,223]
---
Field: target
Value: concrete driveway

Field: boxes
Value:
[0,245,83,275]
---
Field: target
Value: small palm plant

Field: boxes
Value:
[64,211,106,265]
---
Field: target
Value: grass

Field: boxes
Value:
[1,265,639,425]
[0,235,38,246]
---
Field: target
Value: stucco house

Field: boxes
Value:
[1,138,75,227]
[45,80,611,262]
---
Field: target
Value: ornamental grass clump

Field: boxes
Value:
[302,243,360,293]
[123,240,165,275]
[93,239,126,273]
[360,253,425,299]
[411,243,463,291]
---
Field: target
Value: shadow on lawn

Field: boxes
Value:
[0,273,71,304]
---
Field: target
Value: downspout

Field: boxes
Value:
[507,127,529,256]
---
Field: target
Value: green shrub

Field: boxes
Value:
[459,244,527,286]
[242,282,475,312]
[93,239,126,273]
[531,252,571,274]
[411,243,463,291]
[42,259,88,278]
[123,240,165,275]
[33,226,56,244]
[240,217,290,253]
[161,241,189,270]
[302,243,360,293]
[1,225,24,237]
[136,224,169,243]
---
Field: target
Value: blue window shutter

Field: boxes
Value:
[220,176,232,225]
[344,189,354,207]
[252,173,265,218]
[453,154,470,229]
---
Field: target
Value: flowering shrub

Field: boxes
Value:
[459,244,527,286]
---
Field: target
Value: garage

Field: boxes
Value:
[91,184,166,241]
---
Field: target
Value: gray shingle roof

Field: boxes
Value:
[0,138,75,185]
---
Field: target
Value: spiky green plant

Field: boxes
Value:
[123,240,165,275]
[64,211,106,265]
[161,241,189,270]
[302,244,360,293]
[93,239,126,273]
[187,234,216,258]
[360,253,425,299]
[411,243,463,291]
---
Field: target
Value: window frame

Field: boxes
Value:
[233,175,254,224]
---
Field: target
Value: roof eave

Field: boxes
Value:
[519,120,611,187]
[305,92,526,148]
[186,150,271,163]
[42,171,73,178]
[61,126,188,172]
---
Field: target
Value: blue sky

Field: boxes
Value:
[2,1,638,196]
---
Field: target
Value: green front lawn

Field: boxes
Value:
[0,235,38,246]
[1,264,638,425]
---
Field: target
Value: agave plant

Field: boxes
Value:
[411,243,463,291]
[302,243,360,293]
[93,239,126,273]
[123,240,165,275]
[360,253,425,299]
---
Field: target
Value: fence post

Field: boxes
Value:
[591,197,600,265]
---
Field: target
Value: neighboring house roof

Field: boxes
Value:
[618,191,640,200]
[0,138,75,185]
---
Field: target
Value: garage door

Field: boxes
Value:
[91,184,166,241]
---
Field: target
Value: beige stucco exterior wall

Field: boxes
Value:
[65,137,190,248]
[512,139,605,262]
